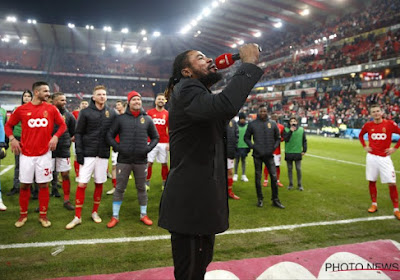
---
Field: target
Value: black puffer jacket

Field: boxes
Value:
[75,98,116,159]
[107,109,159,164]
[226,119,238,159]
[244,117,280,158]
[52,108,76,158]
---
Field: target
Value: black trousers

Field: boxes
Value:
[171,232,215,280]
[254,155,278,200]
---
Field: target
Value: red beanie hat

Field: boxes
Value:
[127,91,141,102]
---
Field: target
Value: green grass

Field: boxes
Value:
[1,135,400,279]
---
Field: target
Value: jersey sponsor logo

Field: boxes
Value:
[371,133,387,140]
[153,118,166,125]
[140,117,145,124]
[27,118,48,128]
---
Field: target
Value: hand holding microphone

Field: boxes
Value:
[215,44,260,69]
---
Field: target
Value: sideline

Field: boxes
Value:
[0,215,395,250]
[0,164,14,175]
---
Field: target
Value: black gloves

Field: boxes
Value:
[76,153,84,165]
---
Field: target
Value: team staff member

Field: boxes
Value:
[233,112,250,182]
[5,81,67,228]
[283,116,307,191]
[359,104,400,220]
[244,105,284,209]
[146,93,169,191]
[0,111,7,211]
[227,119,240,199]
[66,85,116,229]
[263,113,285,187]
[158,44,263,280]
[106,91,159,228]
[50,92,76,210]
[106,100,126,195]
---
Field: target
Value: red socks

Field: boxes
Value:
[93,183,103,213]
[19,188,31,217]
[38,186,49,218]
[147,165,152,180]
[369,181,377,203]
[112,178,117,188]
[228,178,233,190]
[389,185,399,208]
[75,186,86,218]
[62,179,71,201]
[161,165,169,181]
[276,166,280,181]
[74,160,80,177]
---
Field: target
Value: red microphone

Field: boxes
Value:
[215,53,241,69]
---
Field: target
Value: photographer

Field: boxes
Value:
[283,116,307,191]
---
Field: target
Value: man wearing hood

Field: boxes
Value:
[244,105,285,209]
[106,91,159,228]
[66,85,116,229]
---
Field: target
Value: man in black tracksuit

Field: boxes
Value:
[66,85,116,230]
[244,105,285,209]
[51,92,76,210]
[158,44,263,280]
[106,91,159,228]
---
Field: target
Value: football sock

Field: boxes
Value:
[112,201,122,218]
[276,166,281,181]
[369,181,377,203]
[38,186,49,218]
[389,185,399,208]
[93,183,103,213]
[146,165,152,180]
[62,179,70,201]
[75,186,86,218]
[74,160,80,177]
[140,205,147,217]
[112,178,117,188]
[264,166,269,181]
[161,165,169,181]
[19,188,30,217]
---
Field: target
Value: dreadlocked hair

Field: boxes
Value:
[164,50,193,100]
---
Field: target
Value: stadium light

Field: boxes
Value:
[6,16,17,23]
[180,25,191,34]
[141,29,146,35]
[153,31,161,37]
[212,1,219,8]
[1,36,10,43]
[231,43,237,48]
[273,22,282,28]
[101,46,106,51]
[131,46,138,53]
[146,48,151,54]
[68,23,75,29]
[196,15,203,21]
[190,20,198,27]
[121,28,129,34]
[143,37,148,41]
[103,26,112,32]
[19,39,27,45]
[202,8,211,17]
[86,25,89,29]
[238,39,244,45]
[253,31,261,38]
[219,0,225,3]
[300,9,310,16]
[27,19,37,24]
[116,45,124,52]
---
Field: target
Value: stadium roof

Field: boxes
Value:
[0,0,360,61]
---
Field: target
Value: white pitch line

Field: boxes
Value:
[307,154,400,174]
[0,215,395,250]
[0,164,14,175]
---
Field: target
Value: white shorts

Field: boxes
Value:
[111,150,118,166]
[274,154,281,167]
[227,158,234,170]
[79,157,109,184]
[147,143,168,164]
[19,151,53,184]
[71,142,76,156]
[52,158,71,172]
[366,153,396,183]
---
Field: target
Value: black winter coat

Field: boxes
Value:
[226,119,238,159]
[52,108,76,158]
[158,63,264,235]
[107,109,159,164]
[75,99,116,159]
[244,117,280,158]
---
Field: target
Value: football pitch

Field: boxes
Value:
[0,135,399,280]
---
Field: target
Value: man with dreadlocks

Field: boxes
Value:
[158,44,263,280]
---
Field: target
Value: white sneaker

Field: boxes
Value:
[65,216,82,229]
[241,175,249,182]
[75,177,80,183]
[106,188,115,195]
[91,212,102,223]
[233,174,238,182]
[0,200,7,211]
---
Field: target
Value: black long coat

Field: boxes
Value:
[158,63,263,235]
